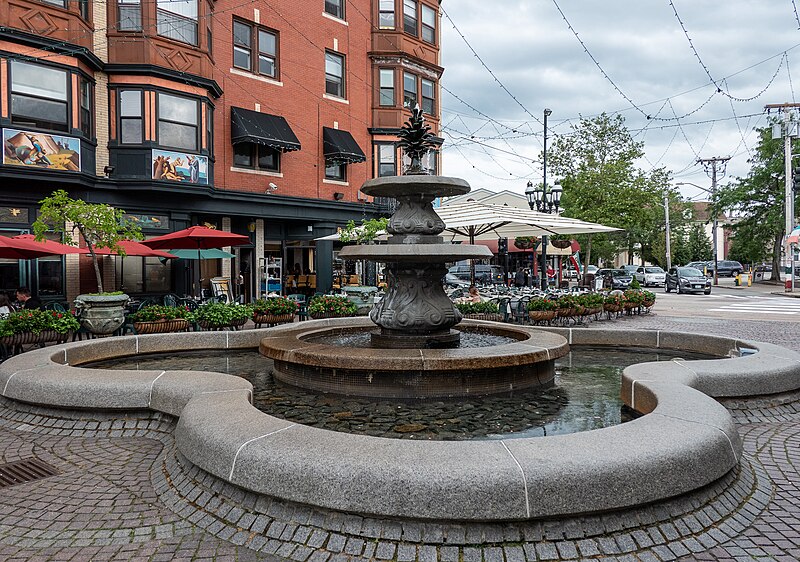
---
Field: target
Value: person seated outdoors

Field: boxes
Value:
[15,287,41,310]
[456,285,482,304]
[0,294,11,318]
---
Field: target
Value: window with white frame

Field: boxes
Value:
[156,0,198,45]
[379,0,395,28]
[377,143,396,177]
[403,0,417,35]
[379,69,394,106]
[421,78,435,115]
[119,90,143,144]
[324,0,344,19]
[10,61,69,132]
[157,92,199,151]
[403,71,417,108]
[118,0,142,30]
[421,3,436,43]
[325,51,345,98]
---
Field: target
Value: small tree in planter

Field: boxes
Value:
[33,190,143,335]
[252,297,298,327]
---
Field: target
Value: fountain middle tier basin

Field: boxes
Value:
[338,243,492,263]
[258,318,569,399]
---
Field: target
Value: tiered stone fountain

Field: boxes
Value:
[259,109,568,397]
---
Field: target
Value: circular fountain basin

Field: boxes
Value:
[258,318,569,399]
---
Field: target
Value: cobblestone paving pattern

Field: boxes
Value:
[0,312,798,561]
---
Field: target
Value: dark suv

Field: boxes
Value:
[447,264,504,285]
[705,260,743,277]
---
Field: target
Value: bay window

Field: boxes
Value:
[157,0,198,45]
[10,61,69,132]
[157,92,199,151]
[379,69,394,106]
[403,72,417,108]
[119,90,143,144]
[379,0,395,28]
[118,0,142,31]
[421,78,435,115]
[403,0,417,35]
[421,4,436,43]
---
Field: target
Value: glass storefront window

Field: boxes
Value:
[37,256,64,297]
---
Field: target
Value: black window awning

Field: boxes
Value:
[231,107,301,152]
[322,127,366,164]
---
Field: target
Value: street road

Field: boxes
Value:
[649,278,800,322]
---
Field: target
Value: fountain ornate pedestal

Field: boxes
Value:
[339,176,491,348]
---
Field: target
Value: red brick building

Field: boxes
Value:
[0,0,443,301]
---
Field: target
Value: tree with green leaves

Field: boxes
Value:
[712,121,791,281]
[33,190,142,293]
[686,222,713,262]
[548,113,673,273]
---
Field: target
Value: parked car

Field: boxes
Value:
[665,267,712,294]
[685,261,709,271]
[621,264,640,275]
[705,260,743,277]
[596,268,633,290]
[586,265,599,275]
[447,264,504,285]
[634,266,666,287]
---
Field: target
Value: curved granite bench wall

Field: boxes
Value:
[1,323,798,521]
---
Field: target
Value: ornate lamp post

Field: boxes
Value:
[526,110,562,290]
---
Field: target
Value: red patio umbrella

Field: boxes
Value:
[141,225,250,251]
[0,235,58,260]
[93,240,176,259]
[12,234,88,255]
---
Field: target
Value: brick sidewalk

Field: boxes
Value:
[0,313,799,561]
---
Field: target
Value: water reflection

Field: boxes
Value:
[87,346,719,441]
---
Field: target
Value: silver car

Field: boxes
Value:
[634,266,666,287]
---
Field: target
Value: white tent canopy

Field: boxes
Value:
[316,200,621,242]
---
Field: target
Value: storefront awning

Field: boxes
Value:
[322,127,366,164]
[231,107,301,152]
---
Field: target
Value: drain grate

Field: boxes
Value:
[0,458,60,489]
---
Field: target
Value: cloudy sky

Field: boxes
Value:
[438,1,800,202]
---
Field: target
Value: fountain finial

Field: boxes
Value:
[397,105,437,175]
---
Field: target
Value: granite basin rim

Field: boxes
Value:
[360,175,471,198]
[338,244,493,261]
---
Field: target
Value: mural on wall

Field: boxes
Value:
[2,129,81,171]
[152,149,208,184]
[123,214,170,231]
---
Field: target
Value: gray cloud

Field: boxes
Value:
[440,1,798,199]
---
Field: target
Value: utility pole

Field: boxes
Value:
[664,193,672,270]
[765,103,800,291]
[697,156,731,286]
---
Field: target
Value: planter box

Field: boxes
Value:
[604,304,623,313]
[133,319,190,334]
[528,310,556,322]
[1,330,71,346]
[252,313,294,327]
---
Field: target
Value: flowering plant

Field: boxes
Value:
[576,293,605,308]
[604,293,625,307]
[623,289,646,307]
[0,309,80,337]
[252,297,298,316]
[194,302,252,326]
[642,290,656,305]
[307,295,357,317]
[129,305,193,323]
[526,298,559,312]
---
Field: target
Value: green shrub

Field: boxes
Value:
[629,276,641,289]
[0,309,80,337]
[252,297,298,316]
[623,289,646,306]
[194,302,252,326]
[526,298,559,312]
[130,305,193,323]
[454,301,500,315]
[307,295,358,317]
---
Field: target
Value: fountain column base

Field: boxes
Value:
[370,328,461,349]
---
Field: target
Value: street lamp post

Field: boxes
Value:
[676,181,719,284]
[526,108,562,291]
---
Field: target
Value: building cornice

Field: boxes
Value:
[0,27,103,70]
[104,64,223,98]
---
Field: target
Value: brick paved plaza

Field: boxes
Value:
[1,311,799,561]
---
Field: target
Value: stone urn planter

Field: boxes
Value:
[133,319,190,334]
[252,313,294,327]
[74,293,130,336]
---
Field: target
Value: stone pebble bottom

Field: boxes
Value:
[0,394,781,562]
